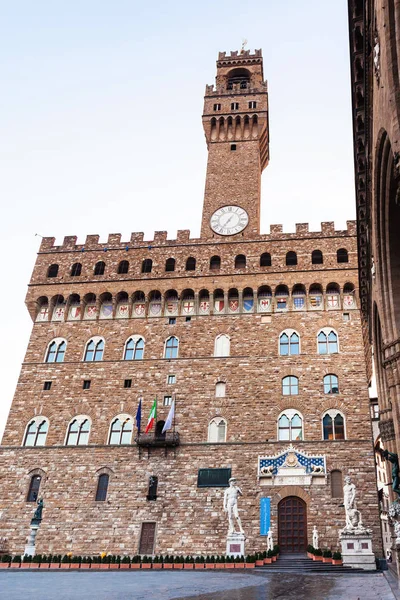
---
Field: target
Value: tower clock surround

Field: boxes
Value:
[210,205,249,236]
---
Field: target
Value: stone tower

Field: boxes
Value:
[201,49,269,239]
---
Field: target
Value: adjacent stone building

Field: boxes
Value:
[0,49,380,558]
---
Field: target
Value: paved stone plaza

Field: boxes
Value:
[0,571,399,600]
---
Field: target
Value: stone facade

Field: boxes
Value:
[0,48,380,558]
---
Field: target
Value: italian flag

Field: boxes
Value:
[145,399,157,433]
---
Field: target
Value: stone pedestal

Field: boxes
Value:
[339,531,376,570]
[226,532,245,558]
[24,524,39,557]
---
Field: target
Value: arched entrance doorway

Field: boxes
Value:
[278,496,307,553]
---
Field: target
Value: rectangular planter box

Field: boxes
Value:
[322,558,332,564]
[109,564,119,570]
[332,560,343,566]
[119,564,130,569]
[255,560,264,567]
[235,563,245,568]
[99,564,110,569]
[174,564,184,569]
[60,564,71,569]
[152,563,163,569]
[194,564,204,569]
[141,563,152,569]
[0,564,9,569]
[205,564,215,569]
[245,563,255,568]
[80,564,91,569]
[29,563,41,569]
[225,564,235,569]
[263,558,272,564]
[130,564,141,569]
[10,563,21,568]
[70,564,80,569]
[314,556,323,562]
[216,564,225,569]
[163,564,173,569]
[184,563,194,569]
[50,563,60,569]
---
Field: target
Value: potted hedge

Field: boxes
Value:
[163,554,173,569]
[307,544,314,559]
[120,555,130,570]
[245,554,256,568]
[22,555,32,568]
[313,548,323,562]
[184,555,194,569]
[60,554,71,570]
[174,555,184,569]
[131,555,141,569]
[235,555,245,569]
[109,555,120,570]
[99,554,110,570]
[255,552,264,567]
[273,545,280,559]
[332,551,342,566]
[322,549,332,564]
[216,555,225,569]
[205,555,215,569]
[30,554,42,569]
[11,555,22,569]
[141,555,151,569]
[152,555,162,570]
[264,550,273,564]
[50,554,61,569]
[91,555,101,568]
[0,554,11,568]
[41,555,51,569]
[81,556,92,569]
[70,555,81,569]
[194,556,205,569]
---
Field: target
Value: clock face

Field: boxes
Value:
[210,206,249,236]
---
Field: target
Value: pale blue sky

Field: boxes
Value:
[0,1,354,439]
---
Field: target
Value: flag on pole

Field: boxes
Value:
[145,399,157,433]
[162,400,175,434]
[135,398,142,432]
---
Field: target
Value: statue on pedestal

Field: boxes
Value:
[223,477,244,535]
[267,529,274,551]
[30,498,44,525]
[312,526,319,549]
[379,448,400,498]
[341,476,366,533]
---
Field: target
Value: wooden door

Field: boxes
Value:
[278,496,307,553]
[139,522,156,554]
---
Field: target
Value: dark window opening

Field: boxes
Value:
[47,264,59,278]
[286,251,297,266]
[185,257,196,271]
[70,263,82,277]
[165,258,176,272]
[260,252,271,267]
[95,473,109,502]
[235,254,246,269]
[94,261,105,275]
[249,101,257,109]
[83,380,91,390]
[169,317,176,325]
[312,250,323,264]
[185,316,191,322]
[231,102,239,110]
[230,144,237,151]
[43,381,52,391]
[118,260,129,274]
[213,103,221,111]
[124,379,132,388]
[331,470,343,498]
[210,256,221,270]
[197,468,231,488]
[147,476,158,501]
[337,248,349,263]
[27,475,41,502]
[142,259,152,273]
[155,420,166,439]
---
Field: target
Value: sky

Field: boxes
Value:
[0,0,355,440]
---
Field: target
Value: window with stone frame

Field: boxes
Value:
[47,264,59,278]
[124,336,145,360]
[109,416,133,444]
[260,252,271,267]
[279,331,300,356]
[286,251,297,266]
[142,258,153,273]
[323,374,339,394]
[282,375,299,395]
[185,257,196,271]
[84,337,104,361]
[118,260,129,274]
[330,470,343,498]
[66,417,90,446]
[45,339,66,363]
[311,250,323,264]
[27,475,42,502]
[165,258,176,272]
[95,473,109,501]
[323,410,345,440]
[94,261,105,275]
[23,419,48,447]
[214,334,230,357]
[317,329,338,354]
[278,410,303,441]
[215,381,226,397]
[337,248,349,263]
[70,262,82,277]
[208,417,227,442]
[164,336,179,359]
[147,476,158,501]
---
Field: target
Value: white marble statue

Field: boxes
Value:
[312,526,319,549]
[343,476,363,531]
[223,477,244,534]
[267,529,274,551]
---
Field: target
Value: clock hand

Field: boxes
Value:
[223,214,234,227]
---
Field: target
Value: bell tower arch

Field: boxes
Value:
[201,49,270,239]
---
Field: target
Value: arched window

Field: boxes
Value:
[331,470,343,498]
[118,260,129,274]
[27,475,41,502]
[94,261,105,275]
[147,475,158,501]
[282,376,299,395]
[142,258,152,273]
[260,252,271,267]
[165,258,176,272]
[311,250,323,265]
[47,264,59,278]
[337,248,349,263]
[109,416,133,444]
[70,263,82,277]
[186,257,196,271]
[165,336,179,359]
[279,331,300,356]
[286,251,297,266]
[234,254,246,269]
[215,381,226,397]
[210,255,221,270]
[95,474,109,501]
[208,417,227,442]
[278,411,303,441]
[323,410,345,440]
[66,418,90,445]
[84,337,104,361]
[23,418,48,447]
[45,339,66,363]
[214,334,230,357]
[124,337,145,360]
[318,330,338,354]
[323,374,339,394]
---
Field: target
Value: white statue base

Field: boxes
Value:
[24,524,39,557]
[339,531,376,571]
[226,532,245,558]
